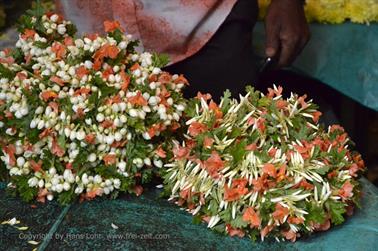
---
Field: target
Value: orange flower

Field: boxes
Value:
[21,29,36,40]
[102,67,114,80]
[76,66,89,79]
[81,188,102,202]
[158,72,172,84]
[348,163,359,177]
[16,72,27,80]
[134,185,143,196]
[51,42,66,59]
[245,143,257,151]
[2,145,16,166]
[268,148,277,157]
[209,100,223,119]
[93,44,119,69]
[65,162,73,170]
[50,76,65,86]
[179,187,192,200]
[128,91,148,106]
[267,85,283,98]
[51,137,65,157]
[252,175,270,192]
[63,36,74,46]
[276,100,288,110]
[282,229,297,242]
[188,122,207,137]
[148,123,165,138]
[312,111,322,123]
[312,219,331,231]
[261,225,274,239]
[120,71,130,91]
[298,94,308,109]
[339,180,354,199]
[226,224,245,238]
[155,145,167,158]
[203,137,214,148]
[104,20,124,33]
[39,128,52,139]
[242,207,261,228]
[85,33,99,41]
[171,122,181,131]
[224,178,248,202]
[196,92,212,101]
[272,203,290,223]
[41,91,58,102]
[100,119,115,129]
[37,188,49,203]
[330,124,345,133]
[327,170,338,179]
[130,63,140,71]
[103,154,117,166]
[174,74,189,85]
[30,160,43,173]
[203,151,224,178]
[262,163,277,178]
[0,56,14,64]
[173,145,190,160]
[288,216,304,225]
[48,102,59,114]
[256,118,266,133]
[74,87,91,96]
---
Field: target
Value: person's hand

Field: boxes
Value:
[264,0,310,68]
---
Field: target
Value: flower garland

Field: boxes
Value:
[258,0,378,24]
[0,10,187,204]
[163,86,365,242]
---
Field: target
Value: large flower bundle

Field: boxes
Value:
[163,86,365,242]
[258,0,378,24]
[0,10,187,204]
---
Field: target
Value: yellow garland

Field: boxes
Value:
[258,0,378,24]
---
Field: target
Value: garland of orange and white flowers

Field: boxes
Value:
[258,0,378,24]
[0,12,187,204]
[163,86,365,242]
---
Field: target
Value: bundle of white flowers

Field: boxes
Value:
[163,86,365,242]
[0,9,187,204]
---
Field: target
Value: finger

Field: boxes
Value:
[277,38,298,67]
[265,21,281,58]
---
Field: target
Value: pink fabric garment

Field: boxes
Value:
[56,0,237,64]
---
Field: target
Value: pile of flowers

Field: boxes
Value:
[0,10,187,204]
[258,0,378,24]
[163,86,365,242]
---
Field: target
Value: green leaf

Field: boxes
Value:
[192,215,202,225]
[305,202,326,224]
[258,96,271,108]
[221,90,232,113]
[152,53,170,68]
[326,199,346,225]
[57,189,76,205]
[230,215,248,229]
[229,139,247,164]
[0,64,16,79]
[11,175,38,202]
[94,75,117,98]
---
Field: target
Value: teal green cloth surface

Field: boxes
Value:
[253,22,378,111]
[1,178,377,250]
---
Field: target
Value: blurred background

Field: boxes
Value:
[0,0,377,186]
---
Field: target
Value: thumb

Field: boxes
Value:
[265,22,280,58]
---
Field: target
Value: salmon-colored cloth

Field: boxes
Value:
[56,0,237,64]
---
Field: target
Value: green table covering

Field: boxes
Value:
[1,178,377,251]
[253,22,378,111]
